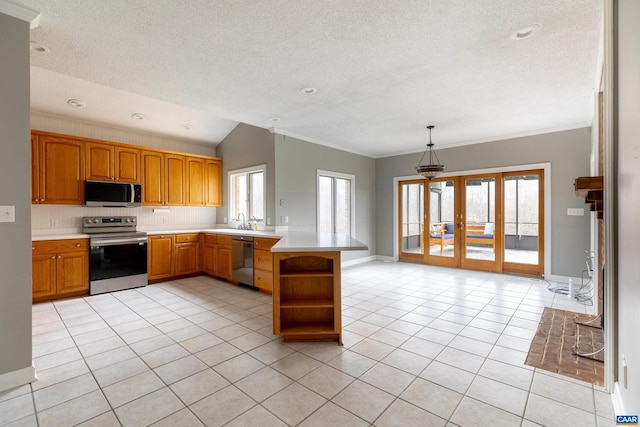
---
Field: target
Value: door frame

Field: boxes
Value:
[392,162,551,279]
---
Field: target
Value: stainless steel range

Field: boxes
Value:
[83,216,148,295]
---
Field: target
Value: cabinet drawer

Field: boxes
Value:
[254,237,279,250]
[216,234,232,245]
[176,233,199,243]
[33,239,88,255]
[254,249,273,271]
[255,269,273,290]
[203,234,217,244]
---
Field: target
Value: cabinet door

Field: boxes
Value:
[56,251,89,295]
[175,243,200,275]
[202,244,217,275]
[205,159,222,207]
[165,154,185,206]
[115,147,140,183]
[141,150,164,205]
[31,135,40,203]
[148,235,174,280]
[39,136,84,204]
[186,157,205,206]
[86,142,114,181]
[216,245,232,280]
[32,253,57,299]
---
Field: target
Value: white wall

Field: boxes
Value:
[614,0,640,413]
[0,12,35,390]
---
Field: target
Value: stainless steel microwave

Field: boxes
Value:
[84,180,142,207]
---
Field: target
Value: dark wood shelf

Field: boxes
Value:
[574,176,603,218]
[280,298,334,308]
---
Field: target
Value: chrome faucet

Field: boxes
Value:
[236,213,250,230]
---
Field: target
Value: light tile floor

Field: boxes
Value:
[0,261,615,426]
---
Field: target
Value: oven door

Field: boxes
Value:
[89,237,147,295]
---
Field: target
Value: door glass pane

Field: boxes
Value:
[428,180,455,257]
[504,175,539,264]
[465,177,495,261]
[335,178,351,235]
[318,176,333,233]
[401,182,424,254]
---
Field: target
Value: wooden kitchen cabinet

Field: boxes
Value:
[32,239,89,301]
[32,133,85,205]
[86,142,140,183]
[147,234,175,280]
[141,151,185,206]
[175,233,200,275]
[273,251,342,344]
[201,234,217,276]
[254,237,279,292]
[186,157,205,206]
[216,234,233,280]
[205,159,222,207]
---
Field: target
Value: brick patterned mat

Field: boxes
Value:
[525,307,604,386]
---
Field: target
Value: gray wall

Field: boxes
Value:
[376,128,592,277]
[274,134,376,261]
[615,0,640,412]
[0,13,33,384]
[216,124,276,226]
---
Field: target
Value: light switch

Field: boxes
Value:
[0,206,15,223]
[567,208,584,216]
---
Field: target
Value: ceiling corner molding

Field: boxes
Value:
[0,0,41,28]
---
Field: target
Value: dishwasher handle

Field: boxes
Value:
[232,235,254,242]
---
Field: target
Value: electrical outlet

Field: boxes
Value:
[224,217,227,223]
[267,218,271,225]
[162,217,167,224]
[285,216,289,224]
[0,206,15,223]
[50,218,59,227]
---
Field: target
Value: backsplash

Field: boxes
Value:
[32,205,217,234]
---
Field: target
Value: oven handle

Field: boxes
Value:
[91,237,148,247]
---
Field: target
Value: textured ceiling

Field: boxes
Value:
[16,0,602,157]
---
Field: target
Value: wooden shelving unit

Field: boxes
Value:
[574,176,604,219]
[273,251,342,344]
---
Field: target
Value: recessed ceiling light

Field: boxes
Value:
[268,116,280,122]
[181,124,192,130]
[30,41,50,53]
[511,24,541,40]
[67,99,86,108]
[300,87,318,95]
[131,113,146,120]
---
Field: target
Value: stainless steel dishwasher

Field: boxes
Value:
[232,235,254,287]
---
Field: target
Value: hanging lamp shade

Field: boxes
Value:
[415,125,445,180]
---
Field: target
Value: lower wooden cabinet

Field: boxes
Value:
[32,239,89,301]
[175,234,200,275]
[148,234,175,281]
[215,235,232,280]
[201,234,217,276]
[254,237,279,292]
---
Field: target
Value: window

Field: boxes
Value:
[229,165,265,224]
[317,170,355,235]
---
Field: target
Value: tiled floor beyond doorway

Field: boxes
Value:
[0,261,614,426]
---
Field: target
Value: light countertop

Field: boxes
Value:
[32,228,368,253]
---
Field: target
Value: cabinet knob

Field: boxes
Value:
[51,255,56,259]
[32,246,35,251]
[76,243,81,247]
[57,255,62,259]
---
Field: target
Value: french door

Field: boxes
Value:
[398,170,544,275]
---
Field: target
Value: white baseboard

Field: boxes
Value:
[612,381,626,416]
[375,255,397,262]
[0,363,37,393]
[342,256,376,268]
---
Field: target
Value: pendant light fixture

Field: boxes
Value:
[415,125,445,180]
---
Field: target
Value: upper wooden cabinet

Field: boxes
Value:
[186,157,205,206]
[86,142,140,183]
[31,131,221,207]
[186,157,221,207]
[141,151,186,206]
[32,133,85,205]
[205,159,222,207]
